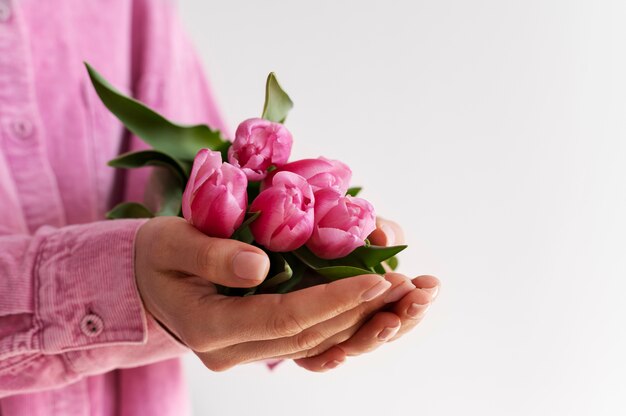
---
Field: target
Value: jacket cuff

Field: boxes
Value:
[63,312,189,375]
[36,219,149,353]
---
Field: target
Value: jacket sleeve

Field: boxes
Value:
[0,0,225,398]
[0,219,188,398]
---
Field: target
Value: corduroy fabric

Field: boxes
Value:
[0,0,227,414]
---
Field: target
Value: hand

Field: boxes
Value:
[293,218,440,371]
[134,217,415,371]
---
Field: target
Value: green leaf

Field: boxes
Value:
[292,246,333,269]
[276,254,307,294]
[85,63,227,161]
[246,181,262,204]
[143,168,184,217]
[108,150,188,184]
[259,253,293,291]
[293,244,406,271]
[349,244,408,268]
[276,271,304,294]
[156,181,183,217]
[261,72,293,123]
[106,202,154,219]
[262,265,293,288]
[231,212,260,243]
[314,265,377,280]
[386,256,399,271]
[217,140,232,161]
[216,285,232,296]
[373,263,386,274]
[235,211,261,231]
[232,228,254,244]
[346,187,362,197]
[291,244,407,282]
[292,246,372,276]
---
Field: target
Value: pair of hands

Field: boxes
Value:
[135,216,439,372]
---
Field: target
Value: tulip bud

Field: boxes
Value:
[182,149,248,238]
[262,157,352,194]
[249,172,315,252]
[306,188,376,259]
[228,118,293,181]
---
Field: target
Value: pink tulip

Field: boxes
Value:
[249,172,315,252]
[262,157,352,194]
[306,188,376,259]
[228,118,293,181]
[182,149,248,238]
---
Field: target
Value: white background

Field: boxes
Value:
[178,1,626,415]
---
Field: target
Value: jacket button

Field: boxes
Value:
[11,118,34,140]
[80,313,104,337]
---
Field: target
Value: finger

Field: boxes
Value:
[338,311,401,356]
[382,273,416,303]
[155,217,270,287]
[274,276,438,370]
[187,274,392,351]
[199,302,373,371]
[412,274,440,299]
[368,217,405,246]
[297,283,434,370]
[388,275,440,340]
[293,345,347,372]
[278,321,362,362]
[387,287,433,342]
[294,312,401,371]
[202,274,415,367]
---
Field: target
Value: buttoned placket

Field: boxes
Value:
[0,0,66,232]
[0,2,84,414]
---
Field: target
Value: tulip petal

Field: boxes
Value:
[193,151,222,193]
[269,212,314,252]
[269,157,351,194]
[249,189,286,247]
[306,193,376,259]
[249,172,314,251]
[220,163,248,209]
[184,155,248,238]
[183,149,223,222]
[312,188,344,225]
[230,118,292,181]
[208,188,246,237]
[190,182,224,226]
[307,227,364,259]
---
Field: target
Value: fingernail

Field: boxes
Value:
[377,325,401,341]
[322,360,343,370]
[232,251,269,281]
[407,302,430,318]
[423,285,439,299]
[383,281,415,303]
[380,224,396,246]
[361,280,392,301]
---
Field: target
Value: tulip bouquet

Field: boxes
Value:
[86,64,406,295]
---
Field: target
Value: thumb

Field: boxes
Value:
[165,219,270,287]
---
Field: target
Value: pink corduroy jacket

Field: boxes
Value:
[0,0,228,414]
